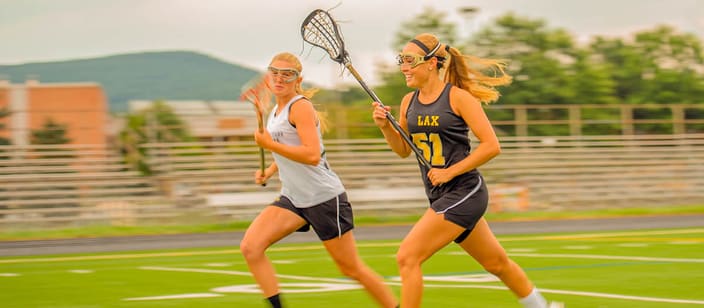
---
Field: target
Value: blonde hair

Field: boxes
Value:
[269,52,328,132]
[412,33,512,104]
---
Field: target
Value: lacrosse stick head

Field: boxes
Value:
[301,9,350,65]
[239,74,272,128]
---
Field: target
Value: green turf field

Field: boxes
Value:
[1,227,702,307]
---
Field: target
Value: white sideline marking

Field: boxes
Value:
[403,283,704,305]
[68,269,93,274]
[204,263,231,267]
[502,228,704,241]
[140,266,352,283]
[669,241,699,245]
[507,248,536,253]
[213,283,361,294]
[143,266,704,305]
[509,253,704,263]
[617,243,649,247]
[390,273,500,283]
[272,260,296,264]
[447,251,704,263]
[0,273,19,277]
[124,293,223,301]
[563,245,592,250]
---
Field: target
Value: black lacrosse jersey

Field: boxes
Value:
[406,83,481,200]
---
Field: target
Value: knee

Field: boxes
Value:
[239,238,266,261]
[337,262,364,280]
[480,254,511,276]
[396,248,422,273]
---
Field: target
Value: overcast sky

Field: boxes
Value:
[1,0,702,88]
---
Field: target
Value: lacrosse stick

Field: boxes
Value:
[301,9,432,169]
[240,74,272,186]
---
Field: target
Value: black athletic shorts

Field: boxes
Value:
[429,176,488,243]
[271,192,354,241]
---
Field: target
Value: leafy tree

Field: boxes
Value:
[119,101,194,174]
[30,118,74,162]
[392,7,458,51]
[0,107,9,146]
[590,26,704,133]
[590,26,704,104]
[632,26,704,104]
[470,13,578,105]
[570,50,617,105]
[31,118,71,145]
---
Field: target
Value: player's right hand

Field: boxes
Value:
[371,102,391,129]
[254,169,268,185]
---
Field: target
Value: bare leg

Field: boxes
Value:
[396,208,466,308]
[458,217,535,297]
[323,231,399,307]
[239,206,307,297]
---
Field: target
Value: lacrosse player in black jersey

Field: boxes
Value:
[372,33,564,308]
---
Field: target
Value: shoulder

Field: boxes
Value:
[288,97,317,123]
[449,86,478,103]
[400,91,415,108]
[290,96,315,112]
[448,86,481,116]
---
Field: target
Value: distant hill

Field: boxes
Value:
[0,51,262,112]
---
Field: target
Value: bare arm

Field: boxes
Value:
[255,161,278,185]
[371,93,414,158]
[427,88,501,186]
[254,99,322,166]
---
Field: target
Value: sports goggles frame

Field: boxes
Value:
[397,40,442,68]
[267,66,300,83]
[396,53,428,68]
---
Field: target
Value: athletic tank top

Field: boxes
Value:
[266,95,345,208]
[406,83,481,200]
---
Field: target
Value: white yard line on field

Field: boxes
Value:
[140,266,353,283]
[138,266,704,305]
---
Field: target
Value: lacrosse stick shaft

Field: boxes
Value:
[345,64,432,169]
[255,113,267,187]
[257,121,266,186]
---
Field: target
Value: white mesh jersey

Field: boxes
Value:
[266,95,345,208]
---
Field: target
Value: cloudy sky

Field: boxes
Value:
[0,0,702,87]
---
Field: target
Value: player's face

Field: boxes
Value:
[267,60,300,95]
[399,43,430,88]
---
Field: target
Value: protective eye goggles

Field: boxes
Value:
[267,66,300,83]
[397,39,444,68]
[396,53,428,68]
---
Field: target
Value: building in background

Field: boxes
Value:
[0,80,108,147]
[127,100,258,141]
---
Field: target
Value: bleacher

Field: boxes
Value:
[1,134,703,228]
[0,144,200,228]
[141,134,704,219]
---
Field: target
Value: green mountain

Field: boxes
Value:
[0,51,261,112]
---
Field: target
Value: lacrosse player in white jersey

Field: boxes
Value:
[240,52,399,308]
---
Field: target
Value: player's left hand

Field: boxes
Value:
[427,168,454,186]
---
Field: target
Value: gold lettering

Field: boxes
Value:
[431,116,439,126]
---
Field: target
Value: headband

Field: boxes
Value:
[410,39,442,60]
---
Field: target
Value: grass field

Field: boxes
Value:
[1,226,703,307]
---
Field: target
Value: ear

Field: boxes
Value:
[428,57,439,70]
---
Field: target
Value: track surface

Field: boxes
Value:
[2,214,703,256]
